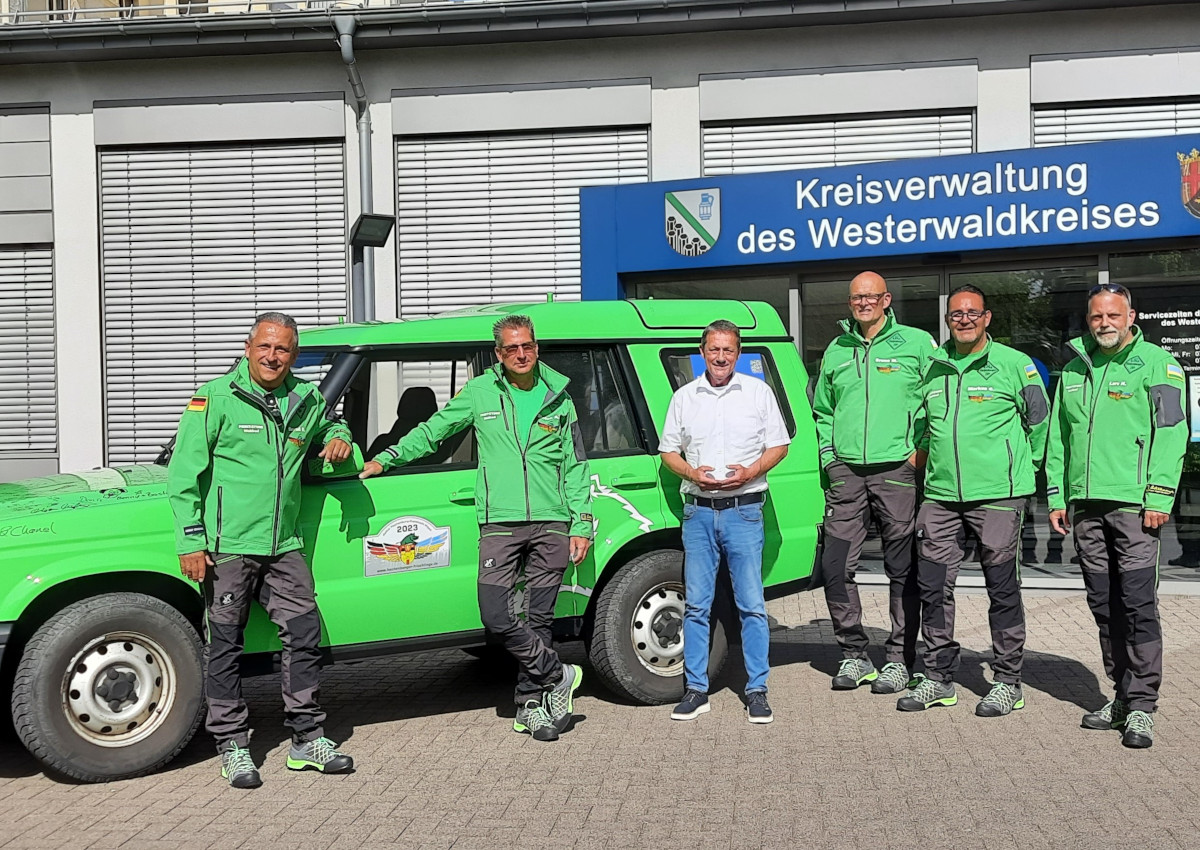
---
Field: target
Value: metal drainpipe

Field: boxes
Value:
[333,13,375,323]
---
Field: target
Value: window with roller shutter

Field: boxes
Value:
[0,247,56,454]
[1034,100,1200,147]
[99,141,348,465]
[702,111,974,175]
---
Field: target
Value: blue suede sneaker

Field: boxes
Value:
[746,691,773,724]
[670,689,710,721]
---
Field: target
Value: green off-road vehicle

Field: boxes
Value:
[0,299,824,782]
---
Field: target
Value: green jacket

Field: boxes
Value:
[812,310,937,470]
[373,362,594,538]
[1045,328,1187,513]
[168,358,351,556]
[917,337,1050,503]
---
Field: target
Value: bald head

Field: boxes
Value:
[850,271,887,292]
[848,270,892,335]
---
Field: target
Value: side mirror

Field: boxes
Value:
[307,443,365,479]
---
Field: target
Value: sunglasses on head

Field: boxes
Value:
[1088,282,1133,303]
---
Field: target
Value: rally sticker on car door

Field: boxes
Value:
[364,515,452,577]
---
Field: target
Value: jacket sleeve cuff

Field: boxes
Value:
[569,516,595,539]
[175,530,208,555]
[819,447,835,470]
[1045,485,1066,512]
[1144,487,1178,514]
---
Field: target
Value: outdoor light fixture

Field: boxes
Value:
[349,212,395,248]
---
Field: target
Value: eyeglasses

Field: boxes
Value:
[849,293,888,305]
[947,310,988,323]
[499,342,536,356]
[1089,282,1133,302]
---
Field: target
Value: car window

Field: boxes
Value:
[538,347,644,457]
[660,347,797,437]
[350,353,481,469]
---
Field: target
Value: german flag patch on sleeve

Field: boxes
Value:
[186,396,208,412]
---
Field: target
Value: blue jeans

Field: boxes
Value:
[681,500,770,694]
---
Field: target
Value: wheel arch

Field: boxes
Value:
[2,573,204,692]
[582,529,682,641]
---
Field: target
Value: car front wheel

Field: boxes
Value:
[589,549,728,705]
[11,592,205,782]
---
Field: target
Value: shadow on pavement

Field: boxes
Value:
[724,617,1109,713]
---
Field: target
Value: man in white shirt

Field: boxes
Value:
[659,320,791,723]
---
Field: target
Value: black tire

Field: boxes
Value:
[11,592,205,782]
[589,549,728,705]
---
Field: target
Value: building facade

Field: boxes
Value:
[1,0,1200,492]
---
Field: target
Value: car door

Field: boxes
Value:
[537,346,665,609]
[295,350,488,649]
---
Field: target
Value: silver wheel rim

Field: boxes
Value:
[62,631,177,747]
[630,581,686,677]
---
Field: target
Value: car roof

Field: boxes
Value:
[299,299,788,349]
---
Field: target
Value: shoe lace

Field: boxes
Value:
[526,704,554,731]
[982,682,1017,711]
[879,663,908,687]
[306,737,339,763]
[910,677,942,702]
[225,744,254,775]
[1094,700,1116,721]
[545,688,569,718]
[837,658,865,677]
[1125,710,1153,735]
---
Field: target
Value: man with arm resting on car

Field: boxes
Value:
[360,314,593,742]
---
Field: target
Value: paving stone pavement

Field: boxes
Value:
[3,586,1200,850]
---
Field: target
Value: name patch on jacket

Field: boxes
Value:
[966,385,994,403]
[481,411,501,421]
[874,358,900,374]
[238,424,264,434]
[183,523,204,536]
[1146,484,1177,498]
[186,397,207,412]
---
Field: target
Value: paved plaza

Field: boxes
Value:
[3,585,1200,850]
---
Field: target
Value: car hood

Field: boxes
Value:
[0,465,170,521]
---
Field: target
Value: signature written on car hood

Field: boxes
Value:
[0,465,170,524]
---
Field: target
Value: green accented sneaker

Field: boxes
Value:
[831,658,878,690]
[220,742,261,789]
[975,682,1024,717]
[514,699,559,741]
[286,737,354,773]
[1121,710,1154,749]
[870,662,917,695]
[896,678,957,712]
[544,663,583,733]
[1082,698,1129,730]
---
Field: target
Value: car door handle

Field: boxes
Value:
[449,489,476,504]
[610,472,656,489]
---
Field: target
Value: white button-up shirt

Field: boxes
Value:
[659,371,791,497]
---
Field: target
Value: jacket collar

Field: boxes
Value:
[231,356,300,397]
[490,360,570,396]
[837,308,897,346]
[1068,326,1144,370]
[930,335,993,372]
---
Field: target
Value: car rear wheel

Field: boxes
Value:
[11,592,204,782]
[589,549,728,705]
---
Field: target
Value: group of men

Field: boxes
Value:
[168,272,1183,789]
[814,271,1184,750]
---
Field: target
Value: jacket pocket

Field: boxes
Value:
[481,466,491,523]
[1136,437,1146,485]
[215,486,224,551]
[1005,440,1014,498]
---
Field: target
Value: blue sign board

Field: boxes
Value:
[580,134,1200,300]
